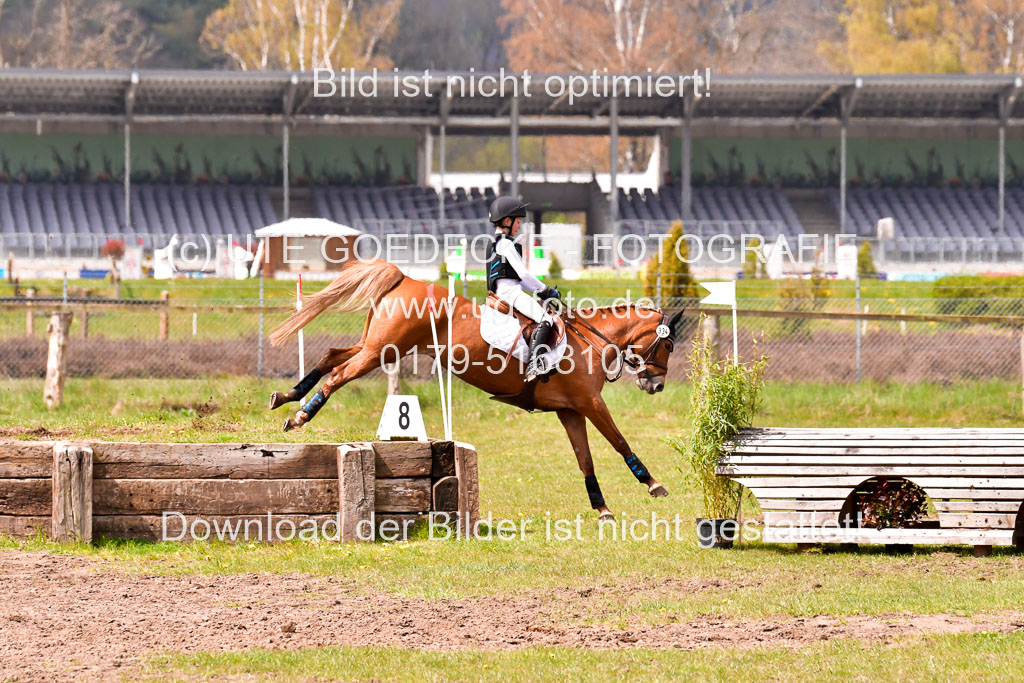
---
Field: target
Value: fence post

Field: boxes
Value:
[257,272,264,383]
[386,360,402,395]
[44,311,73,409]
[1020,325,1024,418]
[25,288,35,336]
[855,274,862,382]
[81,309,89,339]
[656,269,662,309]
[159,290,169,340]
[51,443,93,543]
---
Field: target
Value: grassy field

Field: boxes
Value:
[5,272,952,305]
[148,632,1024,682]
[2,376,1024,679]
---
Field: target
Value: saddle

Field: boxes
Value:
[483,293,567,412]
[484,292,566,348]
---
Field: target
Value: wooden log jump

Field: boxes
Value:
[721,427,1024,553]
[0,440,479,543]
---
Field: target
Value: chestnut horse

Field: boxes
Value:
[268,259,685,519]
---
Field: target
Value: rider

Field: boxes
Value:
[485,195,562,382]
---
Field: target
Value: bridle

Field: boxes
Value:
[563,308,676,383]
[626,312,675,377]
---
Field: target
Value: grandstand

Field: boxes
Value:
[1,70,1023,268]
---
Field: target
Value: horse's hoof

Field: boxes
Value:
[282,418,294,432]
[648,483,669,497]
[598,511,615,522]
[269,391,287,410]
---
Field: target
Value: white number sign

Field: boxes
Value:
[376,395,428,441]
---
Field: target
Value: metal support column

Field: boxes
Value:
[510,96,520,198]
[840,80,862,236]
[681,103,692,221]
[282,123,290,219]
[439,92,450,226]
[840,120,847,234]
[438,123,446,227]
[124,122,131,230]
[609,96,619,240]
[282,75,298,221]
[123,72,138,230]
[1000,119,1006,233]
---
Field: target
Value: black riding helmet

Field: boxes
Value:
[488,196,529,224]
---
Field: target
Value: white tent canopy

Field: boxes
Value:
[254,217,361,238]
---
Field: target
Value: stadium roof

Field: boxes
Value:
[0,69,1022,135]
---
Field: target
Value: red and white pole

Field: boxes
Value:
[297,274,304,377]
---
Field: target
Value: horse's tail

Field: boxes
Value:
[269,259,404,346]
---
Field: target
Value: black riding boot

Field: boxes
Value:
[525,319,555,382]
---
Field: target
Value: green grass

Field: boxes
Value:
[1,273,968,305]
[5,375,1024,677]
[146,632,1024,681]
[2,376,1024,619]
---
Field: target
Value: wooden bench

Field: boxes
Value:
[720,428,1024,554]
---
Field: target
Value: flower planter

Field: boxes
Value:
[696,517,738,549]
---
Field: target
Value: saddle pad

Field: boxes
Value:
[478,305,568,369]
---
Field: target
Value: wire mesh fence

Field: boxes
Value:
[2,294,1023,385]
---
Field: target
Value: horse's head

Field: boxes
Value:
[628,309,685,395]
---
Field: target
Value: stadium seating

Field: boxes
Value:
[828,187,1024,259]
[311,184,495,235]
[4,179,1024,261]
[616,185,802,238]
[0,182,276,251]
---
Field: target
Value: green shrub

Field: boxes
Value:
[742,236,764,279]
[667,319,768,519]
[775,269,830,335]
[857,242,876,276]
[643,220,698,303]
[547,251,563,280]
[931,276,1024,317]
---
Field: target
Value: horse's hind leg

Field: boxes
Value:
[283,348,380,431]
[557,409,614,520]
[584,397,669,498]
[269,345,359,410]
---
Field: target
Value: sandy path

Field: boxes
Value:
[1,551,1021,680]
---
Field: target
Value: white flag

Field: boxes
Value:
[699,281,736,306]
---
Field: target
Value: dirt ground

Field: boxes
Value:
[1,551,1023,681]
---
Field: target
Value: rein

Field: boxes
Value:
[562,308,674,383]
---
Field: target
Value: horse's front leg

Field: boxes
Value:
[584,397,669,498]
[557,408,614,521]
[270,345,359,410]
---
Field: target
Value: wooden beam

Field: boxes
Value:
[51,443,93,543]
[338,444,374,542]
[454,441,480,537]
[0,441,57,478]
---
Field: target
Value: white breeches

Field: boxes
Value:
[495,279,553,324]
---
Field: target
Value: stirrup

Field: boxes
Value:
[524,356,549,383]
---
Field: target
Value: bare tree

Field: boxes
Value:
[201,0,401,71]
[963,0,1024,73]
[0,0,157,68]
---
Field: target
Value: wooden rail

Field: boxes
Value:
[682,306,1024,326]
